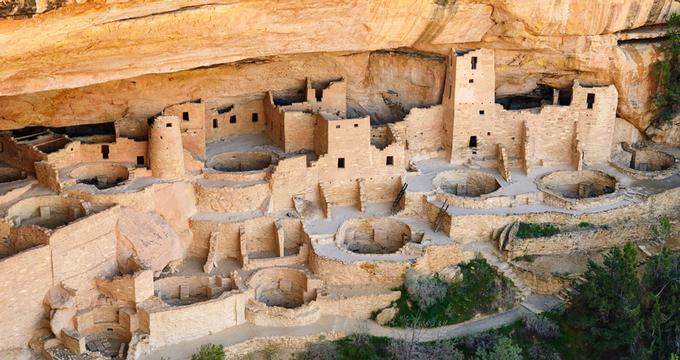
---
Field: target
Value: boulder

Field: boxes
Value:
[376,306,399,326]
[116,207,183,274]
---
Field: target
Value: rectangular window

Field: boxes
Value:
[136,156,145,166]
[587,93,596,109]
[230,115,237,124]
[182,111,189,121]
[468,136,477,148]
[166,123,172,127]
[471,56,478,70]
[212,119,218,128]
[336,125,341,129]
[252,113,259,122]
[354,124,358,128]
[386,156,394,166]
[479,110,485,115]
[469,79,474,84]
[101,145,110,159]
[337,158,345,168]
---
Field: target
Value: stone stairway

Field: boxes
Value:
[622,186,651,203]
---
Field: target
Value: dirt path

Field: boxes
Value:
[143,307,530,360]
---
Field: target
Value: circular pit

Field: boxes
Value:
[336,217,411,255]
[433,170,501,197]
[538,170,617,200]
[207,152,275,173]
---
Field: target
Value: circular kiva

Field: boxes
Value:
[433,170,501,197]
[207,151,275,172]
[247,267,315,308]
[538,170,617,200]
[336,217,411,255]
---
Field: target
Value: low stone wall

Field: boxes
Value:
[510,263,573,295]
[202,167,270,182]
[245,299,321,327]
[505,220,662,257]
[308,250,410,287]
[316,290,401,319]
[194,180,270,213]
[222,332,346,359]
[413,244,475,273]
[138,290,251,349]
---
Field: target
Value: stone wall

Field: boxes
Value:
[194,180,270,213]
[80,137,147,165]
[95,270,154,304]
[206,98,266,142]
[139,291,250,349]
[0,245,52,351]
[309,251,410,287]
[49,206,120,304]
[505,220,669,257]
[316,290,401,319]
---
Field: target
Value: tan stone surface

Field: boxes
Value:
[117,207,183,274]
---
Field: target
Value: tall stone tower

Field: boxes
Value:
[148,115,185,179]
[442,48,496,163]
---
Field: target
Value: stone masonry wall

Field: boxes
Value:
[0,245,52,351]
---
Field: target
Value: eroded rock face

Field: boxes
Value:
[116,207,183,274]
[0,0,677,130]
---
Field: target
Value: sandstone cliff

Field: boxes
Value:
[0,0,678,130]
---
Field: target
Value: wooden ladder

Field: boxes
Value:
[390,183,408,214]
[433,200,449,232]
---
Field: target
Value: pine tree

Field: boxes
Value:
[568,243,642,358]
[641,248,680,359]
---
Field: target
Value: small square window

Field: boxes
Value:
[337,158,345,168]
[212,119,218,128]
[166,123,172,127]
[479,110,485,115]
[487,132,491,136]
[229,115,237,124]
[252,113,259,122]
[469,79,474,84]
[336,125,341,129]
[354,124,358,128]
[386,156,394,166]
[182,112,189,121]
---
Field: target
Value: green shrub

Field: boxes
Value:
[191,344,225,360]
[516,223,559,238]
[654,13,680,122]
[651,216,673,242]
[387,258,516,328]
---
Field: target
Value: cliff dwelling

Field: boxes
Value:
[0,1,679,360]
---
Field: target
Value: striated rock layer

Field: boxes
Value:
[0,0,678,130]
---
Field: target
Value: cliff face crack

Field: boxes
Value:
[102,3,234,25]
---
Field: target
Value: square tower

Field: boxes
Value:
[442,48,496,163]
